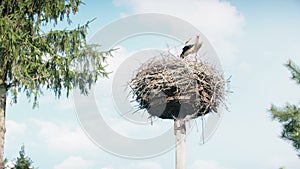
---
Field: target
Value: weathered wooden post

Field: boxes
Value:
[174,119,186,169]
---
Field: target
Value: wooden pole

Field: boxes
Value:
[174,119,186,169]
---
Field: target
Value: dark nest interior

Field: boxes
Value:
[129,54,227,120]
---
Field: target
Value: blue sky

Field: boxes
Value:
[4,0,300,169]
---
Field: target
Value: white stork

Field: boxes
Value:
[180,35,203,61]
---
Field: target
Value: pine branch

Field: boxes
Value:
[286,60,300,84]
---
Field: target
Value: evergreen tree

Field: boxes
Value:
[270,60,300,157]
[10,146,36,169]
[0,0,112,166]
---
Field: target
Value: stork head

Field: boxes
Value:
[196,35,202,43]
[195,34,203,48]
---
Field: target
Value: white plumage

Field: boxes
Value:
[180,35,203,61]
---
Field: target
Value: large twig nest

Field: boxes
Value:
[129,54,226,120]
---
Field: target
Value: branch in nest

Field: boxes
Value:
[129,55,228,120]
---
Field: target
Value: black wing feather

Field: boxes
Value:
[180,45,193,58]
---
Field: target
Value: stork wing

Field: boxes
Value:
[180,44,194,57]
[182,44,193,52]
[185,38,192,45]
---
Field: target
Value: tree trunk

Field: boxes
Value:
[174,119,186,169]
[0,82,6,168]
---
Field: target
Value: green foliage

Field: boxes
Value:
[0,0,113,107]
[286,60,300,84]
[270,104,300,156]
[9,145,36,169]
[270,60,300,158]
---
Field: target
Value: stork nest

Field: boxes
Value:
[129,55,227,120]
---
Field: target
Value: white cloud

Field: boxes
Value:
[191,160,229,169]
[32,119,97,153]
[127,161,163,169]
[264,154,300,169]
[107,45,132,74]
[102,115,172,139]
[114,0,245,66]
[54,156,93,169]
[56,97,74,111]
[6,120,27,142]
[5,161,14,169]
[93,45,132,96]
[6,120,26,135]
[100,162,163,169]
